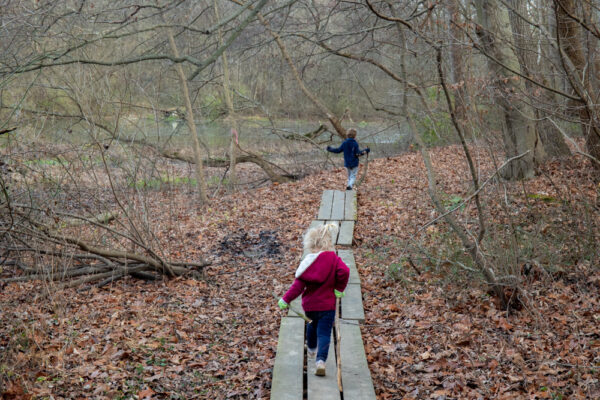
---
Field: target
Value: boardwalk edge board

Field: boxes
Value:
[337,250,359,285]
[317,190,335,220]
[340,283,365,323]
[344,190,357,221]
[340,323,377,399]
[271,317,305,400]
[337,220,354,246]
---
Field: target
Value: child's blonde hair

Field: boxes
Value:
[347,128,357,138]
[303,223,337,253]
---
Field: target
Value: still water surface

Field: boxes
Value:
[49,117,413,163]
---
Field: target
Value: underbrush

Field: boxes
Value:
[378,185,598,312]
[1,139,598,398]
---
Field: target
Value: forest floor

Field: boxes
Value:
[1,143,599,399]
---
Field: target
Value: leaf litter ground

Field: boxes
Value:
[1,145,599,399]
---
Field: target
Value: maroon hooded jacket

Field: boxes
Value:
[282,251,350,312]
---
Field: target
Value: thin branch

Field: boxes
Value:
[188,0,270,81]
[418,151,531,234]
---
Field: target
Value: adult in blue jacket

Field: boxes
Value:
[326,128,370,190]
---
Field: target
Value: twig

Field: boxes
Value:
[288,303,312,324]
[416,151,531,234]
[273,293,312,323]
[211,165,229,197]
[407,256,421,275]
[335,297,343,392]
[0,127,17,135]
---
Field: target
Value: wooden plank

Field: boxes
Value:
[330,190,345,220]
[271,317,305,400]
[307,333,340,400]
[337,250,359,285]
[337,220,354,246]
[317,190,335,220]
[344,190,357,221]
[308,220,324,230]
[341,283,365,322]
[340,323,377,400]
[287,297,303,318]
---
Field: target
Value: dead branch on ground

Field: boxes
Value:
[0,205,210,287]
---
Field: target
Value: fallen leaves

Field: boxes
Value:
[138,387,155,399]
[1,144,599,399]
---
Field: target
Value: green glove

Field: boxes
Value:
[334,289,345,298]
[278,298,289,310]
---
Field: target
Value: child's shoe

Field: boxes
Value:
[346,186,352,190]
[307,347,317,358]
[315,360,326,376]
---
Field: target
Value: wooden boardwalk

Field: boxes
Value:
[272,190,376,400]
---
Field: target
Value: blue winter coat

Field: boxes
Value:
[327,138,366,169]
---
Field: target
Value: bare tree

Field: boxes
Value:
[555,0,600,170]
[507,0,571,158]
[474,0,542,180]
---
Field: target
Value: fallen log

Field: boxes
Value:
[161,150,296,183]
[60,264,148,289]
[1,265,111,282]
[63,211,118,227]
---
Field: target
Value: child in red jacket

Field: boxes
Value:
[278,223,350,376]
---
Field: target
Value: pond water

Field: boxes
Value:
[44,117,414,163]
[134,118,412,155]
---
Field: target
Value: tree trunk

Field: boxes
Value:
[555,0,600,173]
[446,0,470,132]
[475,0,539,180]
[164,21,209,203]
[214,0,238,192]
[507,0,570,159]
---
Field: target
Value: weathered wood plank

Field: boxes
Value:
[344,190,357,221]
[271,317,305,400]
[330,190,345,220]
[340,323,377,400]
[337,250,359,285]
[287,297,303,318]
[317,190,335,220]
[308,220,325,231]
[307,333,340,400]
[337,220,354,246]
[341,283,365,322]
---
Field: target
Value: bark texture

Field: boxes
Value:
[555,0,600,173]
[475,0,540,180]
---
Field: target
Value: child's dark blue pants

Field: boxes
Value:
[305,310,336,362]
